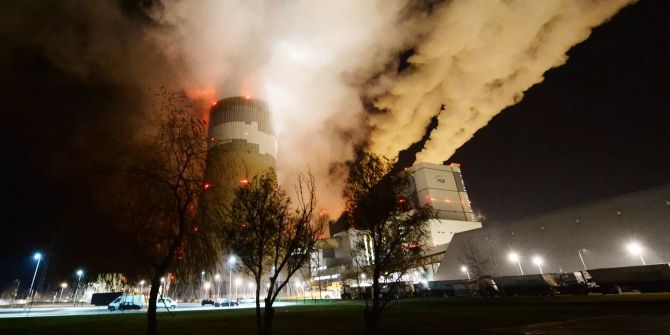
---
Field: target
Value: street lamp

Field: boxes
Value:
[58,282,67,303]
[460,265,471,280]
[200,271,205,300]
[508,252,524,275]
[204,282,211,298]
[234,277,241,299]
[139,280,145,295]
[214,274,221,299]
[578,249,588,271]
[28,253,42,303]
[627,242,646,265]
[228,255,236,300]
[73,269,84,306]
[532,256,544,274]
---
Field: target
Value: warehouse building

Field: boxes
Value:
[434,184,670,280]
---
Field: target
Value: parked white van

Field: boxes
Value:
[156,297,177,309]
[108,294,145,311]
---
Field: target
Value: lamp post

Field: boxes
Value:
[58,283,67,303]
[10,280,20,309]
[627,242,646,265]
[204,282,211,299]
[578,249,588,270]
[508,252,524,275]
[228,256,236,301]
[28,253,42,303]
[234,277,241,300]
[200,271,205,300]
[73,269,83,306]
[460,265,471,280]
[214,274,221,299]
[532,256,544,274]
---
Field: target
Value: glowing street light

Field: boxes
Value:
[58,282,67,303]
[460,265,471,280]
[200,271,206,300]
[73,269,84,306]
[627,242,646,265]
[532,256,544,274]
[228,255,236,300]
[508,252,524,275]
[28,253,43,304]
[204,282,211,298]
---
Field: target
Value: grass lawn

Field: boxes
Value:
[1,294,669,335]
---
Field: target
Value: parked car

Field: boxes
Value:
[157,297,177,309]
[109,294,145,311]
[201,299,215,306]
[214,298,238,307]
[118,301,142,311]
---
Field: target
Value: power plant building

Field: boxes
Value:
[434,184,670,280]
[409,163,482,250]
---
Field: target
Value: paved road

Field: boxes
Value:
[0,302,294,319]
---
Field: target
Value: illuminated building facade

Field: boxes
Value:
[409,162,482,249]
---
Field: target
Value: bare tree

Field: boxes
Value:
[344,153,436,331]
[110,91,219,335]
[458,238,495,297]
[221,171,322,335]
[458,238,492,280]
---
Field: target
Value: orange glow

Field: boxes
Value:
[185,87,218,122]
[244,95,251,100]
[203,182,212,190]
[240,179,249,184]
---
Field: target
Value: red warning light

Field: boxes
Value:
[203,182,212,190]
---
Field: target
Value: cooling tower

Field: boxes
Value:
[203,96,277,206]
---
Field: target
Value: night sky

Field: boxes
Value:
[1,1,669,290]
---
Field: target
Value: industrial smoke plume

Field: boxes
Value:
[2,0,634,214]
[368,0,636,163]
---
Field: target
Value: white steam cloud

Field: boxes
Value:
[368,0,635,163]
[58,0,632,214]
[147,0,634,213]
[148,0,417,213]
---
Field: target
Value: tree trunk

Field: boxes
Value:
[255,277,262,335]
[147,274,161,335]
[364,275,382,332]
[261,302,275,335]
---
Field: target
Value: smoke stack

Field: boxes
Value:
[203,96,277,206]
